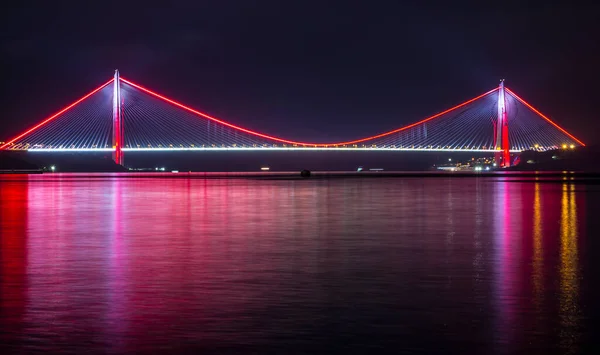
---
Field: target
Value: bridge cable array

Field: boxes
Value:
[0,77,584,151]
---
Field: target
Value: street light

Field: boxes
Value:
[50,165,56,172]
[569,144,575,149]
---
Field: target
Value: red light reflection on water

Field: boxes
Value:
[491,177,585,352]
[492,179,519,349]
[0,177,28,342]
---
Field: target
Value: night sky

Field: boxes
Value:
[1,1,599,145]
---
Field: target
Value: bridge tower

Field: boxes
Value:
[494,80,510,167]
[112,69,124,166]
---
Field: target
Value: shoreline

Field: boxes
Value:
[2,170,600,179]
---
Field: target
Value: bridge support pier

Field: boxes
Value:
[494,80,510,168]
[112,69,124,166]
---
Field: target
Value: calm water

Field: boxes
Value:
[1,173,599,354]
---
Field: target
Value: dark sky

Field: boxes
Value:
[1,1,599,144]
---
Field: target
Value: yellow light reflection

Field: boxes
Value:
[559,182,580,350]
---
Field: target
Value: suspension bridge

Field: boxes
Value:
[0,70,585,168]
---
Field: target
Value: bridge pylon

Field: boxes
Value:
[112,69,124,166]
[494,80,510,167]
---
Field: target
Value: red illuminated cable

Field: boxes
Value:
[120,77,498,147]
[0,79,115,150]
[505,88,585,146]
[328,88,499,145]
[120,77,308,146]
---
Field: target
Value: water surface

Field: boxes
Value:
[1,174,599,354]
